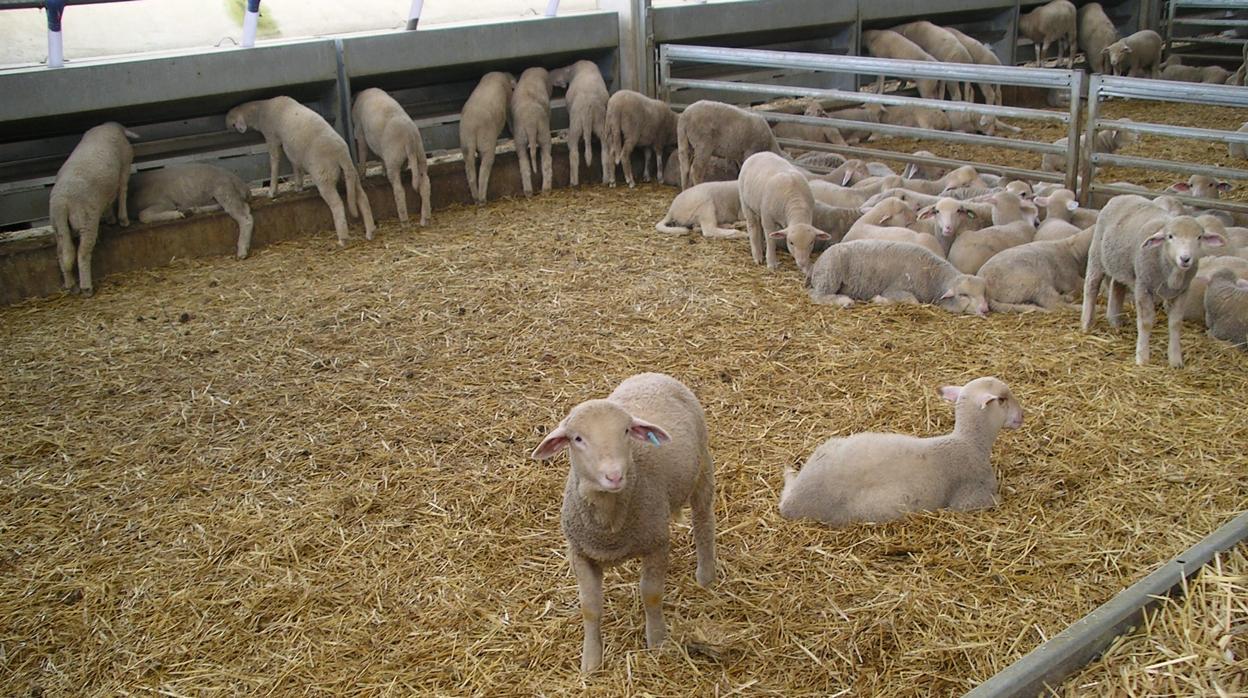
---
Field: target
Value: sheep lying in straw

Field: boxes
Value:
[807,239,989,316]
[654,181,743,239]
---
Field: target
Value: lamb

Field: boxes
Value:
[1159,56,1233,84]
[811,202,863,244]
[509,67,555,197]
[1040,125,1139,174]
[893,22,975,101]
[980,227,1093,312]
[738,152,831,275]
[1229,122,1248,160]
[1019,0,1078,68]
[1080,194,1227,366]
[530,372,716,673]
[807,239,989,316]
[946,110,1023,136]
[770,103,848,151]
[948,192,1038,274]
[1168,174,1232,200]
[944,26,1004,105]
[605,90,678,188]
[661,154,737,186]
[847,196,918,237]
[226,96,376,244]
[778,377,1022,526]
[1077,2,1119,74]
[900,150,948,180]
[807,158,871,187]
[916,197,985,252]
[550,60,610,186]
[842,198,944,257]
[351,87,431,227]
[1204,269,1248,349]
[128,164,254,260]
[677,100,781,189]
[655,181,743,239]
[809,180,874,209]
[1182,255,1248,323]
[881,106,953,132]
[795,151,849,171]
[48,121,136,296]
[458,71,514,204]
[825,103,887,144]
[1033,188,1083,241]
[860,30,944,101]
[1102,30,1163,78]
[893,165,988,195]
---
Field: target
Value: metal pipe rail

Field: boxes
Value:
[777,138,1067,184]
[659,43,1084,191]
[1165,0,1248,57]
[0,0,137,7]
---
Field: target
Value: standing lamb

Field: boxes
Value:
[860,30,944,101]
[550,60,610,186]
[531,373,716,673]
[128,164,255,259]
[779,377,1023,526]
[677,100,781,189]
[807,239,989,315]
[1080,194,1227,366]
[458,71,515,205]
[1102,30,1163,78]
[1204,269,1248,349]
[352,87,431,227]
[738,152,832,275]
[1077,2,1119,74]
[945,26,1005,105]
[893,22,975,101]
[510,67,555,197]
[226,96,376,244]
[655,181,743,239]
[605,90,678,188]
[980,227,1094,312]
[48,121,137,296]
[1019,0,1078,68]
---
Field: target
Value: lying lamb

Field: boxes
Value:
[843,197,944,257]
[1040,125,1139,174]
[948,192,1038,273]
[738,152,831,275]
[1033,189,1083,241]
[531,372,716,673]
[1181,255,1248,323]
[980,227,1093,312]
[779,377,1023,526]
[807,239,989,315]
[655,181,743,239]
[352,87,431,226]
[129,164,255,259]
[1205,269,1248,349]
[677,100,780,189]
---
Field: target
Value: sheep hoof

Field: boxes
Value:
[81,287,95,298]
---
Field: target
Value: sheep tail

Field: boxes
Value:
[340,153,360,218]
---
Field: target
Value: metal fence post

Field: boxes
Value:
[1064,69,1083,193]
[1078,74,1103,207]
[333,38,355,161]
[658,43,671,104]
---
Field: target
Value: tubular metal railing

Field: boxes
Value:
[1165,0,1248,58]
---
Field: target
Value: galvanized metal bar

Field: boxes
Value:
[1063,69,1083,193]
[0,0,137,7]
[1091,182,1248,215]
[964,510,1248,698]
[1079,74,1104,207]
[1097,75,1248,107]
[1171,17,1248,26]
[1171,0,1248,8]
[778,138,1065,184]
[1095,118,1248,146]
[1093,152,1248,181]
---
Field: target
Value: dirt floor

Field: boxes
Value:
[2,181,1246,696]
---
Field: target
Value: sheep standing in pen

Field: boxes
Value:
[779,377,1023,526]
[1102,30,1163,78]
[128,164,255,259]
[458,71,514,205]
[531,373,716,673]
[807,239,989,315]
[509,67,555,197]
[738,152,832,276]
[980,227,1094,312]
[351,87,431,227]
[893,21,975,101]
[551,60,610,187]
[1081,194,1227,367]
[226,96,376,244]
[677,100,781,189]
[654,181,743,239]
[1018,0,1077,68]
[48,121,137,296]
[605,90,678,188]
[944,26,1004,106]
[860,30,944,101]
[1205,269,1248,349]
[1077,2,1119,74]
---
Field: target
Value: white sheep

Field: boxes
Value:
[825,103,887,144]
[1228,122,1248,160]
[352,87,431,226]
[779,376,1023,526]
[804,158,871,187]
[1040,125,1139,174]
[771,102,848,152]
[48,121,137,296]
[1167,174,1232,200]
[677,100,781,189]
[606,90,678,188]
[458,71,514,205]
[948,192,1038,274]
[980,227,1093,312]
[660,153,738,186]
[900,150,949,180]
[811,202,864,244]
[509,67,555,197]
[128,164,254,259]
[807,239,989,315]
[550,60,610,187]
[1033,188,1083,241]
[1078,2,1119,74]
[809,180,874,209]
[1181,255,1248,323]
[1081,194,1227,366]
[226,96,376,244]
[842,197,944,257]
[860,30,944,101]
[893,21,975,101]
[530,372,716,673]
[881,106,953,132]
[1019,0,1078,68]
[1159,56,1233,84]
[1204,269,1248,349]
[795,151,849,171]
[655,181,743,239]
[945,26,1004,105]
[1102,30,1163,78]
[738,152,831,275]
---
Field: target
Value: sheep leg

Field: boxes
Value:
[1165,294,1187,368]
[353,173,376,240]
[690,152,711,190]
[595,118,611,185]
[477,148,496,205]
[76,219,100,297]
[690,451,717,587]
[386,159,410,225]
[1133,287,1156,365]
[653,146,664,185]
[641,148,652,184]
[1080,253,1105,332]
[314,178,351,246]
[266,142,282,198]
[639,549,669,649]
[761,212,781,270]
[116,168,130,227]
[698,201,745,240]
[52,213,77,293]
[137,205,186,224]
[415,168,431,227]
[621,138,637,188]
[1107,281,1128,327]
[462,144,479,205]
[873,290,920,305]
[811,292,855,308]
[292,164,307,193]
[569,551,603,673]
[355,131,369,175]
[540,132,553,193]
[744,205,765,265]
[217,192,254,260]
[515,133,534,197]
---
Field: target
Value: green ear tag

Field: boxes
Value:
[647,431,661,447]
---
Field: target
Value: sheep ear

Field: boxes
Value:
[531,426,570,460]
[1237,278,1248,291]
[1141,232,1166,249]
[1122,45,1133,54]
[978,393,1001,410]
[768,230,788,240]
[1171,182,1191,192]
[1066,199,1079,211]
[627,418,671,447]
[1218,180,1234,191]
[1034,196,1050,206]
[1200,233,1226,248]
[939,386,962,403]
[918,206,935,220]
[815,231,832,241]
[842,171,853,186]
[940,288,957,299]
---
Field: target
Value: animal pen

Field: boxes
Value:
[1,1,1247,696]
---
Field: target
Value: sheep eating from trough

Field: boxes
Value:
[778,376,1023,526]
[807,239,989,316]
[605,90,678,188]
[531,372,716,674]
[550,60,610,187]
[738,151,832,276]
[128,164,255,260]
[351,87,431,227]
[654,181,744,239]
[677,100,781,189]
[458,71,515,205]
[860,30,944,101]
[510,67,555,197]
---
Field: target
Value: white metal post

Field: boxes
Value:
[45,0,66,68]
[545,0,560,17]
[407,0,423,30]
[242,0,261,48]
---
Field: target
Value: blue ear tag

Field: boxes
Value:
[647,431,661,447]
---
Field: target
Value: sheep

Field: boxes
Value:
[458,71,515,205]
[1204,269,1248,349]
[1167,174,1233,200]
[661,154,737,187]
[1040,124,1139,174]
[891,165,988,196]
[770,103,848,151]
[351,87,431,227]
[779,376,1022,526]
[738,152,831,275]
[1229,122,1248,159]
[1080,194,1227,367]
[847,196,918,237]
[860,30,944,101]
[809,180,874,209]
[1033,188,1083,241]
[811,202,864,244]
[654,181,743,239]
[530,372,716,674]
[881,106,953,132]
[1102,30,1163,78]
[1159,56,1233,84]
[842,197,944,256]
[948,192,1038,273]
[946,110,1023,136]
[226,96,376,244]
[805,158,871,187]
[900,150,949,180]
[892,22,976,101]
[1019,0,1078,68]
[606,90,678,188]
[48,121,136,296]
[677,100,781,190]
[128,164,254,260]
[509,67,554,197]
[944,26,1004,105]
[1182,255,1248,323]
[825,102,887,144]
[795,151,849,171]
[980,227,1094,312]
[550,60,610,186]
[1230,42,1248,86]
[1077,2,1119,74]
[916,196,985,251]
[807,239,989,316]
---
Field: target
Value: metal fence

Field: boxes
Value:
[1165,0,1248,60]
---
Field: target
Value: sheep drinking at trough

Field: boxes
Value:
[1204,269,1248,349]
[606,90,678,188]
[531,373,716,673]
[226,96,376,244]
[458,71,515,205]
[510,67,555,197]
[677,100,780,189]
[980,227,1094,313]
[351,87,431,227]
[1081,194,1227,367]
[128,164,255,260]
[48,121,137,296]
[807,239,989,315]
[551,60,610,186]
[654,181,743,239]
[778,377,1023,526]
[738,152,832,276]
[893,21,975,101]
[860,30,944,101]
